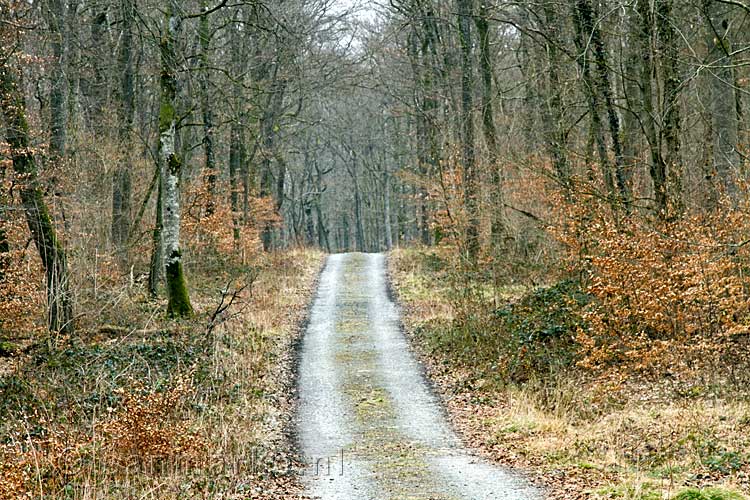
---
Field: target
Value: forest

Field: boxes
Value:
[2,0,750,498]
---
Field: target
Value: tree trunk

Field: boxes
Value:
[45,0,67,160]
[635,0,668,214]
[148,168,163,298]
[342,213,351,251]
[0,58,73,333]
[475,1,508,248]
[352,163,365,252]
[260,162,273,251]
[313,161,330,252]
[199,0,217,216]
[572,0,616,204]
[305,200,315,246]
[89,9,107,122]
[457,0,479,264]
[276,152,286,215]
[384,167,393,251]
[44,0,68,238]
[622,6,643,199]
[399,182,408,245]
[656,0,683,218]
[230,16,251,231]
[704,0,740,202]
[518,10,538,156]
[576,0,631,209]
[407,29,432,246]
[229,121,242,250]
[538,3,572,196]
[258,71,286,251]
[159,1,193,317]
[228,17,244,254]
[112,0,134,266]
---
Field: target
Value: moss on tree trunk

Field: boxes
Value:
[165,251,192,317]
[158,0,193,318]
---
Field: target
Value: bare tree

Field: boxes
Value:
[159,0,193,317]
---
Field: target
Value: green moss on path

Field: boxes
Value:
[332,254,458,500]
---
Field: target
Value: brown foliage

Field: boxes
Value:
[182,176,278,266]
[0,444,30,500]
[0,209,45,337]
[0,372,204,499]
[100,373,205,467]
[0,428,91,499]
[556,199,750,371]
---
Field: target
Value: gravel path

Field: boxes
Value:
[297,253,540,500]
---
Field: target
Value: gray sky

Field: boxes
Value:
[332,0,380,24]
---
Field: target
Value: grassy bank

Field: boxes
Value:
[0,249,324,499]
[389,247,750,500]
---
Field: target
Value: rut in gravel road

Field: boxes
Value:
[296,252,540,500]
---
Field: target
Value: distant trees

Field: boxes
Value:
[475,0,507,247]
[457,0,479,264]
[199,0,217,216]
[704,0,742,203]
[112,0,135,264]
[329,0,748,258]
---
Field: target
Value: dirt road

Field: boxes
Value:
[297,253,540,500]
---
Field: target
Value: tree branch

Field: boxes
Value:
[183,0,230,20]
[714,0,750,15]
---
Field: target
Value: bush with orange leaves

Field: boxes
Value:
[557,200,750,371]
[0,151,50,337]
[0,373,205,499]
[0,444,30,500]
[100,373,205,468]
[181,177,280,267]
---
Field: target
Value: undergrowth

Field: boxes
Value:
[0,248,323,499]
[402,247,587,387]
[672,488,745,500]
[390,246,750,500]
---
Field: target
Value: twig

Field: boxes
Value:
[206,272,257,335]
[503,203,544,224]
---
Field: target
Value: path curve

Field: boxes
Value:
[297,253,540,500]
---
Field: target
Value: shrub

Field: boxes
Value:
[182,178,270,270]
[416,255,587,384]
[495,279,589,381]
[100,372,205,467]
[0,215,45,337]
[557,202,750,371]
[0,445,30,499]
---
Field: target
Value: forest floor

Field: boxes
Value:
[4,246,750,500]
[296,252,538,499]
[389,247,750,500]
[0,248,324,499]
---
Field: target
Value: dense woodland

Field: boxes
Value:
[3,0,750,497]
[1,0,749,327]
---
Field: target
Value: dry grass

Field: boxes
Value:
[0,248,324,499]
[389,247,750,500]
